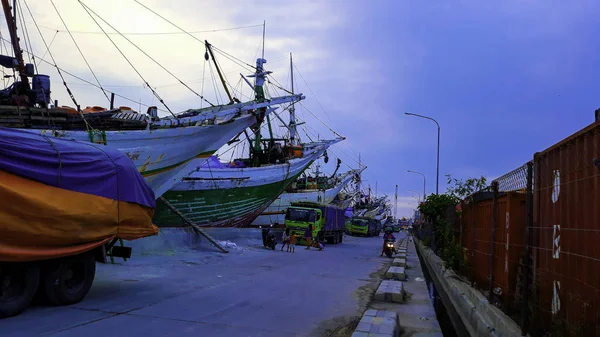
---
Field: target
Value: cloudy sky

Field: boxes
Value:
[3,0,599,218]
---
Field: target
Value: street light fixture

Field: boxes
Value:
[405,112,441,194]
[408,189,421,203]
[407,170,426,200]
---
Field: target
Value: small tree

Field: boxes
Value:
[445,174,488,199]
[417,174,489,271]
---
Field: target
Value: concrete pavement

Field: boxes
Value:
[0,231,407,337]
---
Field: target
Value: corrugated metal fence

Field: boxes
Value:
[455,121,600,336]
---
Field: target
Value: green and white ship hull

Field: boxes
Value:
[153,139,342,228]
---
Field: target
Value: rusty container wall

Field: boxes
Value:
[473,198,492,289]
[533,121,600,335]
[458,200,474,278]
[492,192,527,312]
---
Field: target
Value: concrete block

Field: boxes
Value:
[385,266,406,281]
[394,253,407,260]
[396,248,408,254]
[353,309,399,337]
[374,280,404,303]
[392,258,406,267]
[356,321,373,332]
[364,309,378,317]
[350,332,369,337]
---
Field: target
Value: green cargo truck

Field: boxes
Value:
[284,202,345,245]
[348,217,379,236]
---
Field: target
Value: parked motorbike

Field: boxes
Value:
[260,225,277,250]
[384,239,395,258]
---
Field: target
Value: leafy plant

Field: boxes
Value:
[445,174,488,199]
[417,175,489,271]
[418,193,458,223]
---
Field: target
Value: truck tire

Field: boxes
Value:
[0,263,40,318]
[339,232,343,243]
[40,251,96,306]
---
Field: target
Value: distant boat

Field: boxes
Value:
[251,167,361,227]
[0,2,303,198]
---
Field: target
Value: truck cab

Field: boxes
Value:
[285,205,322,241]
[284,201,345,245]
[349,218,369,236]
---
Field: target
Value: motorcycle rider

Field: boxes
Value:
[380,229,396,257]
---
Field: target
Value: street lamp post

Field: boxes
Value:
[408,189,421,203]
[405,112,441,195]
[407,170,426,200]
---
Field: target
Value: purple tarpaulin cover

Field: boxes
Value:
[200,156,227,169]
[345,207,354,218]
[0,126,155,208]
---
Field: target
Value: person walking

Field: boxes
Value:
[304,224,313,250]
[281,227,291,251]
[289,231,297,253]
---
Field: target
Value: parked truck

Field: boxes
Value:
[348,216,379,236]
[0,127,158,318]
[284,202,345,244]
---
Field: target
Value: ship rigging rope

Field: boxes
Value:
[40,30,58,60]
[36,23,264,36]
[131,0,256,71]
[78,1,214,109]
[17,1,57,130]
[5,40,171,115]
[22,0,93,131]
[264,79,361,172]
[50,0,110,103]
[16,3,34,67]
[77,1,176,117]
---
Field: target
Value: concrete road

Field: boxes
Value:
[1,232,406,337]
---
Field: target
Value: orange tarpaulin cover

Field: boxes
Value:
[0,170,159,262]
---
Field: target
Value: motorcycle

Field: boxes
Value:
[384,239,395,258]
[260,225,277,250]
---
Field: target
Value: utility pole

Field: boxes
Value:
[394,184,398,221]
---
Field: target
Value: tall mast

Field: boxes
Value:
[2,0,29,91]
[246,32,273,157]
[289,52,297,146]
[204,40,234,104]
[261,20,265,60]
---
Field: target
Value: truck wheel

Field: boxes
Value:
[40,252,96,306]
[339,233,343,243]
[0,263,40,318]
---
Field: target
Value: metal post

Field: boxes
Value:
[521,161,534,335]
[470,197,476,286]
[436,125,440,194]
[408,170,426,200]
[405,113,440,194]
[489,181,498,302]
[409,189,421,203]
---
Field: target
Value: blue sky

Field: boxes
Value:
[12,0,600,218]
[300,0,600,216]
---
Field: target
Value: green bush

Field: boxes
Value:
[417,174,488,271]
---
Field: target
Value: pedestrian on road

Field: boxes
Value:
[281,227,291,251]
[289,232,296,253]
[304,224,313,250]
